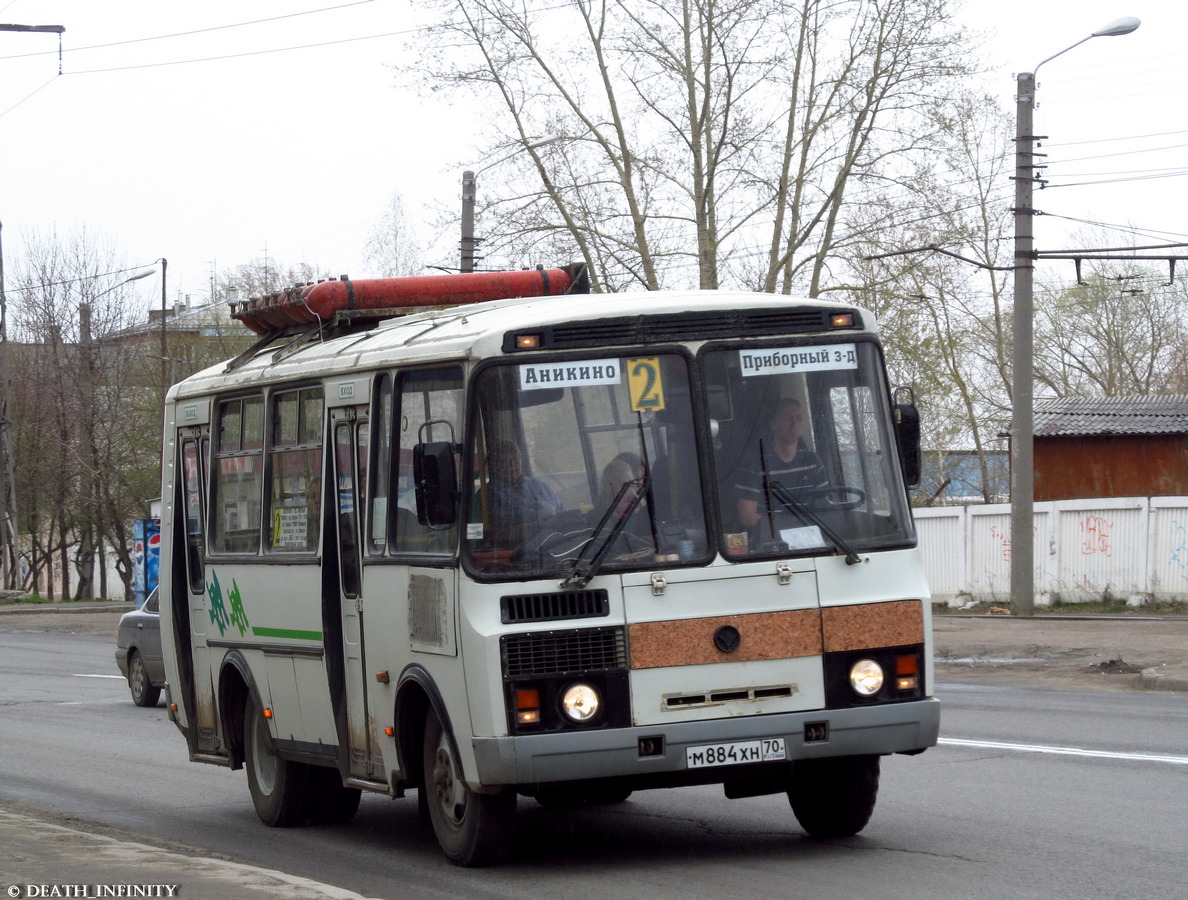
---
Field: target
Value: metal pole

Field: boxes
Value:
[460,170,476,273]
[159,258,168,413]
[1010,71,1037,617]
[1008,17,1140,616]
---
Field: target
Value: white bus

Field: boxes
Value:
[159,264,938,866]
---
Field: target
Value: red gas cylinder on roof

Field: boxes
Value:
[232,264,587,334]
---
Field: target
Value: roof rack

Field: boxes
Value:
[229,263,588,334]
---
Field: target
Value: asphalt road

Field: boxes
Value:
[1,615,1185,899]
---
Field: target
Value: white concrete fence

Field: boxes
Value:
[915,496,1188,607]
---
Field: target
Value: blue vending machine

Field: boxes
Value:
[132,518,161,607]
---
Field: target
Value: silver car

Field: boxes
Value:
[115,588,165,707]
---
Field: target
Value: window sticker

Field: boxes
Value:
[627,357,666,412]
[739,343,857,376]
[520,359,620,391]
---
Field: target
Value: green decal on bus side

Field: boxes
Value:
[251,626,323,641]
[206,571,320,641]
[207,570,250,637]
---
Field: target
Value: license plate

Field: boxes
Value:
[685,737,787,769]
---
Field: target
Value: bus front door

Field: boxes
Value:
[331,407,384,780]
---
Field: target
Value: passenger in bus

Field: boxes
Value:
[599,456,643,518]
[523,456,652,564]
[487,440,564,531]
[735,397,828,529]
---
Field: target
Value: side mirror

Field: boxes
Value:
[413,441,459,528]
[892,387,921,488]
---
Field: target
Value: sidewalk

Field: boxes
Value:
[933,613,1188,693]
[0,806,376,900]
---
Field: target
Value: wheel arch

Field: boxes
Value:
[218,650,268,770]
[395,664,457,789]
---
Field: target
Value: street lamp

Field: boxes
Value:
[1010,16,1140,616]
[459,136,565,273]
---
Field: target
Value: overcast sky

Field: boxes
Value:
[1,0,1185,312]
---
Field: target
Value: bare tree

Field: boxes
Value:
[7,227,157,599]
[211,258,333,303]
[1034,260,1188,399]
[409,0,971,292]
[854,93,1015,504]
[364,193,426,277]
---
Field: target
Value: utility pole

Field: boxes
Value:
[459,170,478,273]
[159,258,168,417]
[1009,17,1139,616]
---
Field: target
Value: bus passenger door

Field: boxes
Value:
[177,423,219,752]
[331,406,383,778]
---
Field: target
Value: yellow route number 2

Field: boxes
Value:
[627,357,666,412]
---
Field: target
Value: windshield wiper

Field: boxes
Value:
[759,447,863,566]
[561,476,650,589]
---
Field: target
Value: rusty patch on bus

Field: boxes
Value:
[820,600,923,653]
[628,609,822,670]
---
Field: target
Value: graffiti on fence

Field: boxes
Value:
[1080,515,1113,557]
[989,524,1010,562]
[1169,519,1188,570]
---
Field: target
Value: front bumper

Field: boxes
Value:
[472,696,940,786]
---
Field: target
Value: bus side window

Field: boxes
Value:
[268,387,324,553]
[181,437,206,592]
[393,367,463,555]
[211,395,265,554]
[369,374,393,555]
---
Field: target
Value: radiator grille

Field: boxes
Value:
[501,627,627,678]
[500,590,609,624]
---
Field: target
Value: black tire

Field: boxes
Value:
[243,698,310,827]
[787,755,880,838]
[422,709,515,866]
[307,766,362,825]
[128,652,161,708]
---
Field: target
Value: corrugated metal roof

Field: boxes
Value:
[1034,396,1188,436]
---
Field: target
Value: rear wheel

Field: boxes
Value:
[787,755,880,838]
[243,699,310,827]
[128,652,161,708]
[422,709,515,866]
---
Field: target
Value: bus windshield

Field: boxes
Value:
[465,353,707,578]
[462,339,913,579]
[705,338,915,560]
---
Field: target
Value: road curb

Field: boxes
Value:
[1141,666,1188,692]
[0,601,129,615]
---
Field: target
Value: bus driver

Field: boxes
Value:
[735,397,828,530]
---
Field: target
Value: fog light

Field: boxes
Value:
[561,683,600,721]
[849,659,884,696]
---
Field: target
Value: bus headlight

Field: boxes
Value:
[849,659,884,696]
[561,683,601,722]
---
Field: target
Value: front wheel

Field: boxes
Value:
[787,755,880,838]
[127,652,161,707]
[243,698,310,827]
[422,709,515,866]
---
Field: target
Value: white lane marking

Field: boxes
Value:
[74,673,124,679]
[940,736,1188,766]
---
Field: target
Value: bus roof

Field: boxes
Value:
[170,289,876,401]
